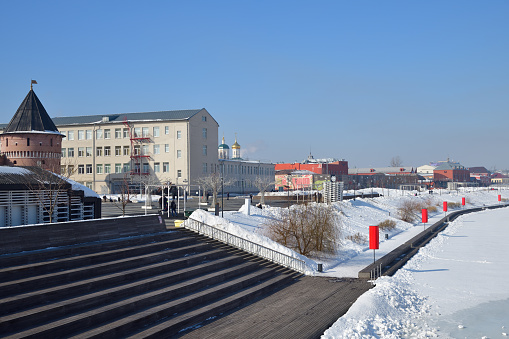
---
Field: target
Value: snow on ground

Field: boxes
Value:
[218,187,508,278]
[322,205,509,338]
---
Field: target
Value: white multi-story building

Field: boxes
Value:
[218,135,275,194]
[53,109,219,194]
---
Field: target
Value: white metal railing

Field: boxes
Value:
[184,217,307,273]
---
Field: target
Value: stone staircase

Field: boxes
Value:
[0,228,300,338]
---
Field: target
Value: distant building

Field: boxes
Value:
[275,154,348,178]
[275,169,330,191]
[491,173,509,185]
[347,166,419,189]
[468,166,491,186]
[0,86,64,173]
[218,135,274,194]
[433,161,470,187]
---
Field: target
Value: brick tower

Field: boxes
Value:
[0,84,64,173]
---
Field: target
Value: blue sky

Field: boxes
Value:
[1,1,508,169]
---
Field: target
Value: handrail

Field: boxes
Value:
[184,217,307,274]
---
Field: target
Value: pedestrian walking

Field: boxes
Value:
[171,200,177,217]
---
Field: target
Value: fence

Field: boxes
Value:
[184,217,307,273]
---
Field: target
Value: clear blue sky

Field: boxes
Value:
[1,1,508,170]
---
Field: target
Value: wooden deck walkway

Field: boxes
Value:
[177,276,372,339]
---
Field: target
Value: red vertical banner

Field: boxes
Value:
[369,226,379,249]
[422,208,428,223]
[443,201,448,212]
[498,194,501,202]
[462,197,465,206]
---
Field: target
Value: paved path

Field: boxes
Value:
[177,277,371,339]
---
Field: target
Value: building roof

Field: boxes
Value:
[3,89,59,133]
[349,166,416,175]
[468,166,490,174]
[50,109,207,126]
[434,162,467,171]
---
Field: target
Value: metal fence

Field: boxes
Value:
[184,217,307,273]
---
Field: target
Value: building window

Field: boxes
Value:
[177,169,182,178]
[86,130,92,140]
[86,147,92,157]
[202,145,207,156]
[68,130,74,140]
[165,126,169,135]
[68,148,74,157]
[104,146,111,156]
[68,165,74,175]
[134,145,140,155]
[78,147,85,157]
[142,127,149,137]
[177,130,181,139]
[165,144,169,153]
[134,127,141,138]
[177,150,182,158]
[78,130,84,140]
[115,163,122,173]
[123,128,129,138]
[142,145,149,155]
[96,147,103,156]
[154,162,160,173]
[96,164,103,174]
[123,146,130,156]
[153,126,160,138]
[202,128,207,139]
[143,163,149,174]
[163,162,169,173]
[86,164,92,174]
[104,164,111,174]
[61,148,66,157]
[27,137,30,146]
[153,144,160,154]
[203,163,207,173]
[115,128,121,139]
[78,165,85,174]
[115,146,121,156]
[96,129,103,139]
[104,129,111,139]
[202,116,207,122]
[123,163,130,173]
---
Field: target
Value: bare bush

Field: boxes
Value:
[448,202,461,209]
[265,204,339,256]
[346,232,367,244]
[426,205,438,213]
[397,199,423,223]
[378,219,397,231]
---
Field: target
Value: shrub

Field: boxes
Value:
[426,205,438,213]
[397,199,422,222]
[448,202,461,209]
[265,203,339,256]
[346,232,367,244]
[378,219,397,231]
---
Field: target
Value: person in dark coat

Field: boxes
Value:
[170,200,177,217]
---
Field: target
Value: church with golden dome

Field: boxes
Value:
[217,134,274,194]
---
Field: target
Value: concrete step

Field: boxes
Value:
[0,231,180,269]
[0,239,215,298]
[0,243,223,316]
[69,267,284,339]
[6,263,270,338]
[0,235,198,283]
[0,255,253,335]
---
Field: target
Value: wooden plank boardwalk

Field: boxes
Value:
[177,276,372,339]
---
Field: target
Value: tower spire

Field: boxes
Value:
[30,79,37,90]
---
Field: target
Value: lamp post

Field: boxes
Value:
[221,162,224,217]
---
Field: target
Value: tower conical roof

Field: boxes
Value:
[4,89,59,133]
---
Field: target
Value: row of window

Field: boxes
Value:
[62,126,208,141]
[61,145,188,158]
[62,163,182,176]
[219,164,274,176]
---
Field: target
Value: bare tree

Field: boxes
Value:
[112,174,133,217]
[266,203,339,256]
[196,173,235,207]
[19,165,74,223]
[390,156,403,167]
[251,175,275,205]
